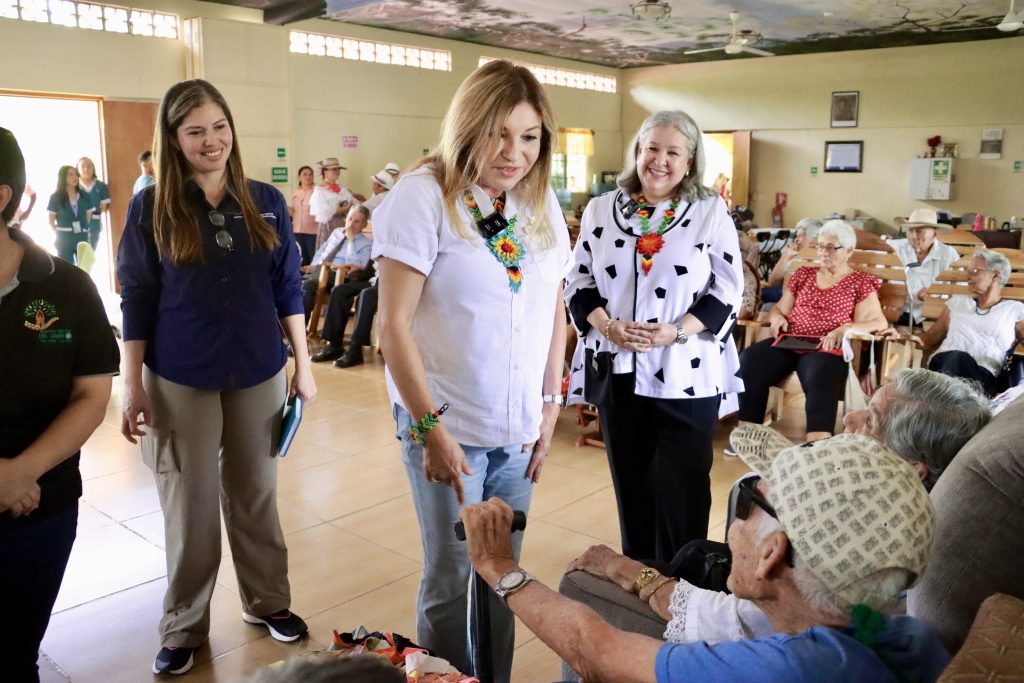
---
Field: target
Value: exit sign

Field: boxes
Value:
[277,147,286,159]
[271,166,288,183]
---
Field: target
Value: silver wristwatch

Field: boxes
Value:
[674,321,689,345]
[542,394,564,407]
[494,569,535,605]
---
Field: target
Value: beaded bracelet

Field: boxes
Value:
[409,403,449,445]
[603,318,614,341]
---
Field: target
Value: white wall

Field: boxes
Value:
[622,37,1024,231]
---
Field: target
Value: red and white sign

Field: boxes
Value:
[775,192,788,208]
[342,135,358,149]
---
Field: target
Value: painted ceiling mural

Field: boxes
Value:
[321,0,1017,67]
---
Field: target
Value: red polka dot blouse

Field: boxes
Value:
[785,266,881,337]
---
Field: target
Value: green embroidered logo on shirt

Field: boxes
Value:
[23,298,72,343]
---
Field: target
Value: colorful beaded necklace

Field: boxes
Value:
[463,190,527,293]
[634,193,680,276]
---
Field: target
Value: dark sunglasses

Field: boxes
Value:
[735,476,795,567]
[208,211,234,251]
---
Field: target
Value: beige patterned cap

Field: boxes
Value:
[732,427,935,611]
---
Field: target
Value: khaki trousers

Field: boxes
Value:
[141,367,291,648]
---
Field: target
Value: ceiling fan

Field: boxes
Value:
[684,11,774,57]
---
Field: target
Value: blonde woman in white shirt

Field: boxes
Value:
[564,110,744,565]
[373,60,571,683]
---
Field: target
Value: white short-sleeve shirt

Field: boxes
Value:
[936,295,1024,375]
[890,238,960,322]
[371,166,572,447]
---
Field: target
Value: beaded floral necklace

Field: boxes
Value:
[463,190,527,293]
[634,193,680,276]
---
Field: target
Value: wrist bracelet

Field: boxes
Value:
[639,576,674,605]
[604,318,614,341]
[409,403,449,445]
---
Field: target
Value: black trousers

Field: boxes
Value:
[929,350,998,397]
[599,373,720,564]
[737,338,848,433]
[295,233,316,266]
[0,503,78,683]
[350,284,379,347]
[321,280,372,345]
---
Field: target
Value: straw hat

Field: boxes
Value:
[369,169,395,191]
[319,157,346,170]
[895,208,943,230]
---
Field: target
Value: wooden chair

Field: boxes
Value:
[936,228,984,256]
[306,264,350,338]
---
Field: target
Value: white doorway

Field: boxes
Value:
[2,93,112,291]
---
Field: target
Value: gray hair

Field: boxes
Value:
[880,368,991,489]
[794,217,823,242]
[349,203,370,222]
[818,219,856,250]
[617,110,716,203]
[972,248,1012,286]
[756,496,911,616]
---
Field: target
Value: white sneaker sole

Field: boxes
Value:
[152,651,194,675]
[242,612,305,642]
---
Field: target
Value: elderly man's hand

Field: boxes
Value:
[460,498,519,585]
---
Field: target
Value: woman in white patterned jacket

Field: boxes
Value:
[564,110,744,566]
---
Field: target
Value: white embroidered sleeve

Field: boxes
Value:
[662,579,696,644]
[663,580,775,645]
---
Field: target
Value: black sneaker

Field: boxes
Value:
[334,347,364,368]
[153,646,195,675]
[242,609,308,642]
[311,344,344,362]
[723,445,738,458]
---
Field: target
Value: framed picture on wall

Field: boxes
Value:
[830,91,859,128]
[824,141,863,173]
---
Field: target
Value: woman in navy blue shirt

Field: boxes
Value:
[46,165,93,264]
[117,79,317,676]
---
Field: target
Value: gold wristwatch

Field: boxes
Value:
[633,567,661,594]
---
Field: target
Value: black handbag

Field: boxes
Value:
[583,347,614,407]
[995,337,1024,393]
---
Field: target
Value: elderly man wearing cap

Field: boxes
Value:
[363,164,398,214]
[309,157,353,248]
[460,432,949,682]
[891,209,959,327]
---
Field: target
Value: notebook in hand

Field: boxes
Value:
[771,334,823,352]
[277,396,304,457]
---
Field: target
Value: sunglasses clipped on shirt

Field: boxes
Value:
[735,476,796,567]
[208,211,234,251]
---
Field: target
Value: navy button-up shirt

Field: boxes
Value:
[118,180,303,390]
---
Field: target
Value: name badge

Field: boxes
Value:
[478,212,508,238]
[72,221,82,233]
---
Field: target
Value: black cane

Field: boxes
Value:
[454,510,527,683]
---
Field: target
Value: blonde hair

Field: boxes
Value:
[152,79,278,265]
[414,60,557,244]
[77,156,98,181]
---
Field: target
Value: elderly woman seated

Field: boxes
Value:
[766,217,823,288]
[736,219,888,441]
[907,249,1024,397]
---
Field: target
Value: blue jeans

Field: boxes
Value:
[394,405,534,683]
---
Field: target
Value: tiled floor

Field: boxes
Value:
[38,347,805,683]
